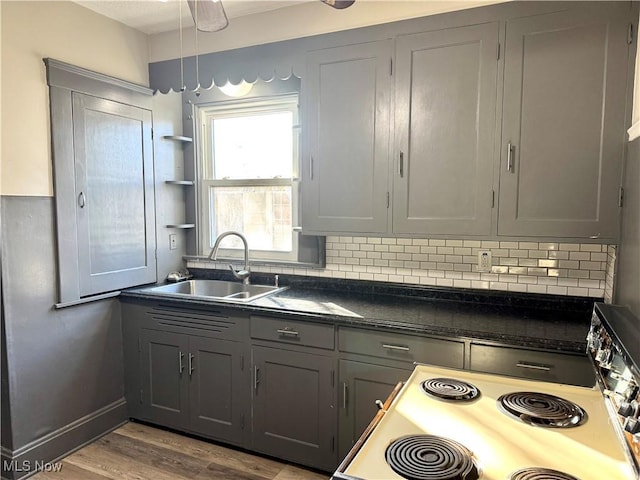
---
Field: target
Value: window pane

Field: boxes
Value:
[212,111,293,179]
[209,185,292,252]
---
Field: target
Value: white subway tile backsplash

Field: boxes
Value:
[580,244,602,252]
[190,237,613,299]
[569,251,591,261]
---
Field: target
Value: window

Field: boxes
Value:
[198,94,300,263]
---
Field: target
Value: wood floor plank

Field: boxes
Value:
[31,422,329,480]
[31,461,112,480]
[117,422,283,479]
[62,441,194,480]
[273,465,330,480]
[96,432,209,478]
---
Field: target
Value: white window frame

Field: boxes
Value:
[196,94,300,263]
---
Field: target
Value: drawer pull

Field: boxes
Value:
[277,328,300,337]
[375,399,384,410]
[382,343,410,352]
[516,362,551,372]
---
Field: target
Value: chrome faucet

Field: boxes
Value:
[208,231,251,284]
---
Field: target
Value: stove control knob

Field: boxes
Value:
[618,401,635,417]
[624,417,640,435]
[624,383,640,402]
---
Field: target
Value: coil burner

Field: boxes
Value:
[385,435,480,480]
[497,392,587,428]
[420,378,480,402]
[509,467,580,480]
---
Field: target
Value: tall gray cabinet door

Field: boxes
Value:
[338,360,410,461]
[139,329,189,430]
[72,93,156,297]
[393,23,499,235]
[497,6,630,239]
[188,337,247,445]
[303,40,392,234]
[252,346,336,470]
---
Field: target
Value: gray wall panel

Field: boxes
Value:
[0,196,125,457]
[616,137,640,317]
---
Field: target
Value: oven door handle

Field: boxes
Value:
[516,361,551,371]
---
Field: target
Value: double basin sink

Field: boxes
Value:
[145,279,287,303]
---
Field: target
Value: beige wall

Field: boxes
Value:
[0,1,149,197]
[149,0,504,62]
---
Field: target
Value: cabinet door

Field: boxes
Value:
[188,336,247,445]
[303,40,392,234]
[498,6,630,239]
[73,93,156,296]
[139,329,189,429]
[338,360,410,461]
[252,346,336,470]
[393,23,499,235]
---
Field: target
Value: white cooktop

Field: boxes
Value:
[343,365,634,480]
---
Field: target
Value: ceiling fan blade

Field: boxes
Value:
[321,0,356,9]
[187,0,229,32]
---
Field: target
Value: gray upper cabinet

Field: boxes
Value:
[497,5,630,240]
[393,22,499,236]
[73,93,156,297]
[303,40,392,234]
[45,59,157,304]
[298,2,634,241]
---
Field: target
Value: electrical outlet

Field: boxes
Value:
[477,250,492,272]
[169,234,177,250]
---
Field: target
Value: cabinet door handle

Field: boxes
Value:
[188,353,195,376]
[178,351,184,374]
[506,142,515,172]
[342,382,348,409]
[78,191,86,208]
[254,365,260,393]
[382,343,410,352]
[309,155,314,180]
[399,151,404,178]
[516,362,551,371]
[276,328,300,337]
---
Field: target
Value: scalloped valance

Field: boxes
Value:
[149,37,307,94]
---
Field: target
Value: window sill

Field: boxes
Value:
[183,255,326,270]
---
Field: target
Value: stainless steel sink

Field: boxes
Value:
[146,279,287,303]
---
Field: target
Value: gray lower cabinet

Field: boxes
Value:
[139,329,247,445]
[338,360,410,461]
[469,343,595,387]
[339,327,465,368]
[251,345,337,471]
[497,4,630,240]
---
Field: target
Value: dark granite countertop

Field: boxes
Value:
[121,270,597,354]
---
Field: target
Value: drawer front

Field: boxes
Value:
[141,304,247,341]
[339,327,464,369]
[469,344,595,386]
[251,316,335,350]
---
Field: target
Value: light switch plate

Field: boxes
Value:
[169,233,177,250]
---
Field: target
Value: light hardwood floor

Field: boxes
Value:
[32,422,330,480]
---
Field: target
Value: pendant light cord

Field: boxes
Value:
[179,0,185,91]
[194,0,200,95]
